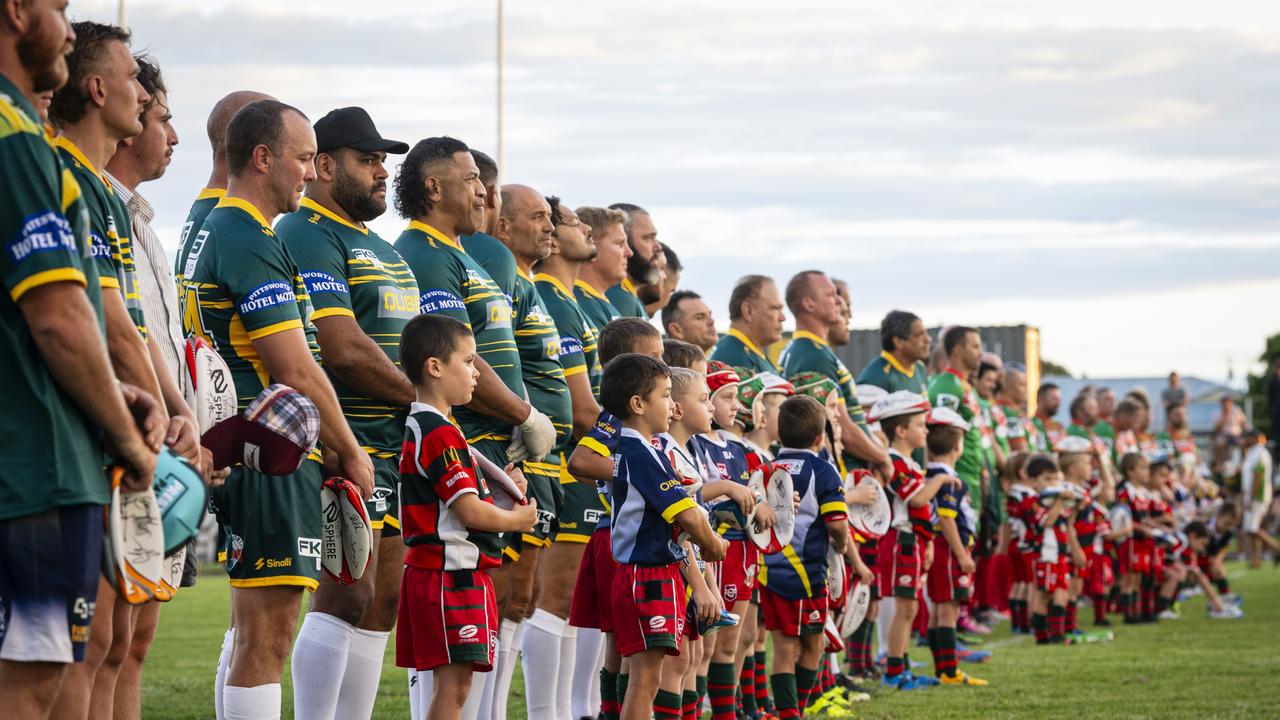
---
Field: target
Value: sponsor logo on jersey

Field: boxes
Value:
[543,338,561,360]
[87,230,111,259]
[301,271,348,295]
[9,210,76,263]
[584,509,604,523]
[648,616,668,631]
[352,247,384,267]
[297,537,322,558]
[725,584,738,601]
[898,574,913,586]
[378,286,418,319]
[458,624,479,640]
[181,228,209,279]
[774,459,804,474]
[371,487,393,513]
[808,610,821,622]
[239,280,297,314]
[558,336,584,357]
[419,288,465,313]
[227,532,244,570]
[486,300,513,329]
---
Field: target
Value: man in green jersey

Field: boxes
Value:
[779,270,890,474]
[996,364,1031,453]
[276,106,414,720]
[573,205,629,331]
[1065,391,1115,496]
[660,289,717,354]
[176,90,273,281]
[0,8,161,716]
[391,136,555,470]
[926,326,986,522]
[709,274,785,374]
[1093,387,1117,457]
[858,309,931,396]
[182,99,373,718]
[1032,383,1065,453]
[605,202,658,318]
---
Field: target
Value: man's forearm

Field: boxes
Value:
[316,319,415,406]
[842,414,887,464]
[147,336,195,422]
[104,290,163,403]
[464,355,529,425]
[566,373,599,438]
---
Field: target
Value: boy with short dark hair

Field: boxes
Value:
[396,314,539,720]
[600,354,728,720]
[758,395,850,718]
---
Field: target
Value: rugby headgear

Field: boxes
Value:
[1054,435,1093,455]
[150,447,208,555]
[202,384,320,475]
[320,477,373,584]
[789,371,841,405]
[926,406,971,432]
[736,371,795,431]
[705,360,740,396]
[867,391,931,423]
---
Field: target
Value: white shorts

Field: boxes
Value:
[1243,501,1267,534]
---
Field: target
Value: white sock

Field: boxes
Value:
[460,665,488,720]
[557,623,578,720]
[334,628,389,719]
[215,628,235,720]
[488,619,523,720]
[589,635,604,716]
[571,627,603,720]
[877,601,893,658]
[410,670,434,720]
[291,612,355,720]
[520,611,565,720]
[223,683,281,720]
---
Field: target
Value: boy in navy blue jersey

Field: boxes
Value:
[758,395,850,719]
[924,408,988,686]
[600,353,728,720]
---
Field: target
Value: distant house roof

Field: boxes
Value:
[1041,375,1241,435]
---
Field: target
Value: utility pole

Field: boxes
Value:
[496,0,504,183]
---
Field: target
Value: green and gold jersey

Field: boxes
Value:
[574,279,621,335]
[536,273,602,397]
[277,197,418,456]
[710,328,779,374]
[180,197,318,408]
[857,350,928,397]
[605,277,646,318]
[0,78,108,519]
[780,330,866,426]
[462,232,517,306]
[927,369,984,499]
[513,269,572,451]
[55,136,146,338]
[394,221,523,444]
[1093,419,1116,458]
[176,187,224,283]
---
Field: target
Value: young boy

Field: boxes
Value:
[1021,455,1060,643]
[1115,452,1151,624]
[1182,521,1244,619]
[758,395,850,718]
[396,315,540,720]
[925,408,988,686]
[1056,437,1095,639]
[602,353,728,720]
[871,391,956,690]
[1004,453,1035,634]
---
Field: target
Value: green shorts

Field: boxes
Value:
[521,456,564,547]
[470,437,509,468]
[222,460,324,590]
[368,455,401,537]
[555,472,606,544]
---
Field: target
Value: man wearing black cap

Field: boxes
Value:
[276,106,416,720]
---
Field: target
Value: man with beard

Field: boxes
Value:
[48,24,203,719]
[710,275,785,374]
[183,99,374,720]
[779,270,891,474]
[831,277,852,347]
[1093,387,1117,457]
[574,206,630,331]
[926,327,986,528]
[275,107,414,720]
[1032,383,1064,453]
[0,5,161,717]
[177,89,274,280]
[995,364,1032,453]
[661,290,717,354]
[605,202,656,318]
[858,310,931,397]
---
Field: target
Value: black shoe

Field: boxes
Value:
[1094,618,1112,627]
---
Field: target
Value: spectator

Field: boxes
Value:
[1162,372,1187,411]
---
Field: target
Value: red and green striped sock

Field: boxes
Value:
[600,668,620,720]
[754,651,771,710]
[654,689,683,720]
[795,666,818,713]
[708,662,737,720]
[740,656,757,715]
[681,689,699,720]
[770,673,799,719]
[933,626,958,677]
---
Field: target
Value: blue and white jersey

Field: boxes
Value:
[610,428,698,566]
[759,448,848,600]
[929,462,975,547]
[580,409,621,531]
[690,430,752,539]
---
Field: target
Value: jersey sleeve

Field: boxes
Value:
[2,134,86,302]
[542,292,588,378]
[935,482,961,519]
[928,374,963,413]
[814,461,848,520]
[220,230,306,339]
[633,450,697,523]
[889,459,924,502]
[579,410,620,458]
[288,228,354,321]
[835,360,866,424]
[418,422,481,505]
[400,242,471,326]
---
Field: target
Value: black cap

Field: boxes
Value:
[313,107,409,155]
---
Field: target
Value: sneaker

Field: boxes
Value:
[833,673,874,695]
[1222,593,1244,607]
[956,647,992,663]
[939,671,989,686]
[958,616,992,635]
[804,688,851,716]
[912,673,940,687]
[1208,605,1244,619]
[1157,609,1181,620]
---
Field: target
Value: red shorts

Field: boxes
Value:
[1033,558,1070,593]
[857,539,880,601]
[927,536,974,604]
[715,538,758,607]
[759,585,828,637]
[1008,543,1029,583]
[569,528,618,632]
[612,562,686,657]
[396,566,498,671]
[1085,552,1112,596]
[876,529,924,600]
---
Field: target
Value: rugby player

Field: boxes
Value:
[709,274,785,374]
[275,106,414,720]
[574,205,629,331]
[857,310,930,396]
[925,326,987,531]
[995,364,1032,452]
[1032,382,1065,452]
[660,289,717,354]
[604,202,656,318]
[181,99,374,720]
[0,6,162,718]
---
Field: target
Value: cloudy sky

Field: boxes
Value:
[76,0,1280,382]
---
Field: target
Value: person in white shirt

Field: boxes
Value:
[1239,430,1278,568]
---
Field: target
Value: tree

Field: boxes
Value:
[1245,332,1280,435]
[1041,358,1071,378]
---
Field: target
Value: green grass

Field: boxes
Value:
[144,565,1280,719]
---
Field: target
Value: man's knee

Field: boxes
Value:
[313,578,375,627]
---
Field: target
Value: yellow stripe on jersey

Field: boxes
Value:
[819,501,848,517]
[310,307,357,321]
[9,267,87,302]
[661,497,697,524]
[781,544,813,596]
[580,436,611,458]
[245,318,304,341]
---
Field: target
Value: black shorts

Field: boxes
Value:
[0,504,102,663]
[222,460,324,590]
[368,455,401,538]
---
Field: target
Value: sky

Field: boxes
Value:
[74,0,1280,383]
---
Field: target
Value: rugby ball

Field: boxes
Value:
[847,471,890,540]
[839,580,872,638]
[826,543,846,607]
[470,449,529,511]
[184,336,238,434]
[158,545,186,602]
[320,477,373,584]
[823,614,845,654]
[747,464,795,555]
[102,466,168,604]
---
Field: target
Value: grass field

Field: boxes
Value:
[144,564,1280,719]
